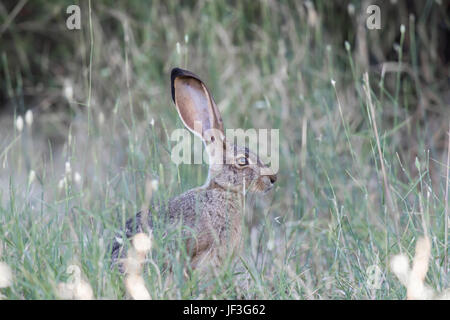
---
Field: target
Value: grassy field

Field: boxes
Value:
[0,1,449,299]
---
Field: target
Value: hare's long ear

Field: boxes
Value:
[171,68,224,144]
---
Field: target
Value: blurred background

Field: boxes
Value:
[0,0,449,299]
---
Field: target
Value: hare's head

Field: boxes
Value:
[171,68,277,195]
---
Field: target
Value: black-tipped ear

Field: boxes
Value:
[170,67,224,139]
[171,68,203,103]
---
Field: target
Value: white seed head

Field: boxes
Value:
[347,4,355,15]
[56,282,74,299]
[0,262,13,288]
[381,64,386,79]
[411,237,431,282]
[151,179,159,191]
[28,170,36,185]
[176,42,181,55]
[125,274,151,300]
[74,281,94,300]
[184,34,189,44]
[25,110,33,126]
[133,233,152,254]
[63,79,74,101]
[331,79,336,87]
[267,239,274,251]
[150,118,155,127]
[68,131,72,146]
[391,254,410,280]
[344,41,351,51]
[123,253,143,275]
[74,172,82,185]
[438,289,450,300]
[407,279,434,300]
[15,116,24,132]
[407,278,425,299]
[400,24,405,34]
[56,280,93,300]
[58,177,66,190]
[98,112,105,126]
[65,161,72,176]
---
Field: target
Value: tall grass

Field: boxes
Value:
[0,0,449,299]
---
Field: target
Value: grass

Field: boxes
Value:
[0,1,449,299]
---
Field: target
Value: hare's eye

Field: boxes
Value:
[236,156,249,167]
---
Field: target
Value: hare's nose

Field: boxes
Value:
[269,174,277,184]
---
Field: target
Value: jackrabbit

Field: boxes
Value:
[111,67,277,273]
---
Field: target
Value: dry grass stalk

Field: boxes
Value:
[407,237,433,299]
[391,236,449,300]
[445,123,450,274]
[363,73,397,226]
